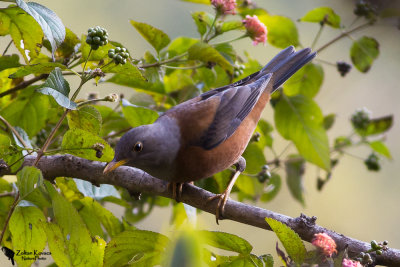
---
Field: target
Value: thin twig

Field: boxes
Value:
[2,40,13,56]
[139,53,188,69]
[316,22,371,53]
[0,115,30,149]
[0,192,15,198]
[0,192,19,245]
[0,74,48,98]
[311,24,324,50]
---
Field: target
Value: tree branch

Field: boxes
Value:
[0,74,48,98]
[7,154,398,266]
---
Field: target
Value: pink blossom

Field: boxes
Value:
[242,15,267,46]
[211,0,237,15]
[312,233,337,257]
[342,258,363,267]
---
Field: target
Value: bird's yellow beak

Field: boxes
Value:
[103,159,128,174]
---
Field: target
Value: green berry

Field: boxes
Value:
[371,240,379,249]
[122,52,129,59]
[115,47,122,53]
[121,47,126,52]
[365,153,380,171]
[93,36,101,44]
[383,240,388,246]
[122,59,127,65]
[108,52,115,59]
[91,44,100,50]
[351,108,371,130]
[86,36,93,44]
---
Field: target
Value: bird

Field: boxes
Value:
[103,46,316,223]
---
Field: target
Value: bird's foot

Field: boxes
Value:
[168,182,183,202]
[207,191,230,225]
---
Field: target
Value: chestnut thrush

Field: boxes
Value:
[103,46,316,223]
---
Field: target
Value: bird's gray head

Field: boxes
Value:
[103,118,181,180]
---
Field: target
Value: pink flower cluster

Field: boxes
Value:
[242,15,267,46]
[211,0,236,15]
[312,233,337,257]
[342,258,363,267]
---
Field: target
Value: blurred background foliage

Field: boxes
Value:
[0,0,400,266]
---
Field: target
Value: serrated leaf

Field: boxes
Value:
[274,95,330,170]
[357,115,393,136]
[67,105,102,135]
[265,217,306,264]
[0,6,43,63]
[285,155,305,205]
[9,206,47,267]
[61,128,114,162]
[369,140,391,159]
[130,20,170,52]
[200,230,253,254]
[188,42,233,73]
[104,230,170,267]
[0,54,21,72]
[9,62,67,78]
[0,87,49,137]
[350,36,379,73]
[301,7,341,28]
[121,99,159,128]
[16,166,50,207]
[16,0,65,58]
[259,15,299,48]
[38,67,76,109]
[45,181,105,267]
[260,173,281,202]
[283,63,323,98]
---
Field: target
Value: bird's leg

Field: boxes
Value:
[168,182,184,202]
[208,156,246,224]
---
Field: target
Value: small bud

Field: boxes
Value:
[365,153,380,171]
[312,233,337,257]
[351,107,371,130]
[105,93,119,102]
[96,150,103,158]
[383,240,388,246]
[336,61,352,77]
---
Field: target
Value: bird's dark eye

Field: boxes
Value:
[133,141,143,152]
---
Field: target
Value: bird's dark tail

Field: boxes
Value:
[261,46,316,93]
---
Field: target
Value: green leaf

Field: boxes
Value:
[256,119,274,148]
[260,254,274,267]
[80,36,115,61]
[220,20,243,33]
[9,206,47,267]
[130,20,170,52]
[260,173,281,202]
[9,62,67,78]
[0,6,43,63]
[45,182,106,267]
[301,7,341,28]
[191,11,212,37]
[107,73,164,95]
[50,27,80,58]
[188,42,233,73]
[61,128,114,162]
[265,217,307,264]
[285,156,305,205]
[38,67,77,109]
[121,99,159,128]
[104,230,170,267]
[259,15,299,48]
[242,143,266,174]
[16,0,65,58]
[0,54,21,72]
[357,115,393,136]
[274,95,330,170]
[283,63,323,98]
[0,87,50,137]
[94,105,131,137]
[102,61,146,82]
[168,36,199,55]
[74,179,120,200]
[0,133,23,173]
[67,105,102,135]
[200,231,253,254]
[323,113,336,130]
[43,222,73,267]
[16,166,51,207]
[369,140,391,159]
[78,197,124,238]
[350,36,380,73]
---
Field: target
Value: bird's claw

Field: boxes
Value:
[207,192,229,224]
[168,182,183,202]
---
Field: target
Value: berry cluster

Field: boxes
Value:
[354,0,377,21]
[336,61,352,77]
[364,153,380,171]
[351,108,371,130]
[233,64,245,78]
[86,26,109,50]
[108,47,129,65]
[257,165,271,183]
